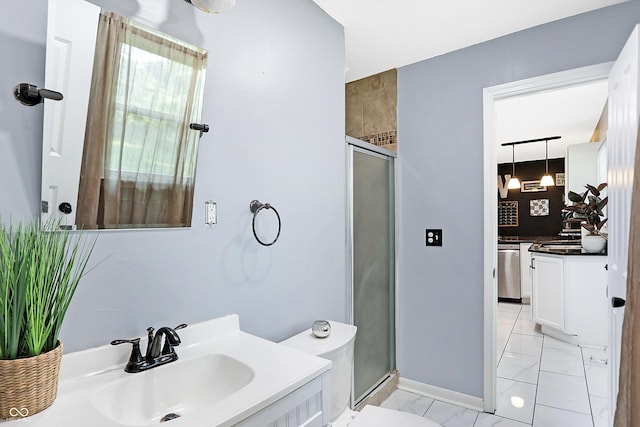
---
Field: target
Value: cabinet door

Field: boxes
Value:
[532,255,564,330]
[519,243,533,301]
[566,257,608,346]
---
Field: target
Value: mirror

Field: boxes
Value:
[41,0,207,230]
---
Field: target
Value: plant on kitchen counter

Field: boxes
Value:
[564,183,608,238]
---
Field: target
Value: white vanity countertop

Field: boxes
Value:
[2,315,331,427]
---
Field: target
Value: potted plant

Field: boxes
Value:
[0,219,96,419]
[564,183,608,253]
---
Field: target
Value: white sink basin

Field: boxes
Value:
[5,315,331,427]
[91,354,254,426]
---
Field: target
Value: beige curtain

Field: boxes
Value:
[614,124,640,426]
[77,12,207,229]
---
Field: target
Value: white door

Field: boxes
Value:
[41,0,100,227]
[607,25,640,423]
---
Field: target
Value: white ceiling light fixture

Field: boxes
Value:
[185,0,236,13]
[539,138,556,187]
[502,136,561,190]
[507,145,521,190]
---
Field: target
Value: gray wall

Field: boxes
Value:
[0,0,346,352]
[397,1,640,397]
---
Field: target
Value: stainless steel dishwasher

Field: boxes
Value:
[498,243,521,302]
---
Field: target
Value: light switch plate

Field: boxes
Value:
[425,229,442,246]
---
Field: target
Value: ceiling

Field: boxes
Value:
[495,80,609,163]
[312,0,628,83]
[312,0,617,163]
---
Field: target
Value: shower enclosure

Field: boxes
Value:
[347,138,396,405]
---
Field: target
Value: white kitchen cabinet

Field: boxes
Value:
[531,252,608,347]
[564,142,602,204]
[565,256,608,346]
[519,243,533,303]
[531,255,565,331]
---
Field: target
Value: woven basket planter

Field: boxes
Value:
[0,342,63,419]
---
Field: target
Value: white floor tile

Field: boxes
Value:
[498,324,514,342]
[380,389,433,416]
[511,319,541,336]
[498,303,522,313]
[498,352,540,384]
[498,311,520,325]
[584,364,608,398]
[540,345,585,377]
[498,319,517,329]
[517,305,533,321]
[532,404,593,427]
[589,395,609,427]
[495,378,537,424]
[492,300,601,427]
[474,412,530,426]
[497,339,508,366]
[542,335,578,351]
[425,400,479,427]
[536,371,590,415]
[505,334,543,357]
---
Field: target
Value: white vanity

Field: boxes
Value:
[3,315,331,426]
[530,246,608,347]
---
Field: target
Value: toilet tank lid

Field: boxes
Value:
[280,321,357,357]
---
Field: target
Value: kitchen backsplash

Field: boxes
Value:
[498,158,565,236]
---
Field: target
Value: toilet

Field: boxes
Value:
[280,321,441,427]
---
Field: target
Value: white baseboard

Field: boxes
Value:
[398,377,484,412]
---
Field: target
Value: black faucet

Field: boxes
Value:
[111,324,187,373]
[149,326,182,358]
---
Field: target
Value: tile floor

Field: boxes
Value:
[379,302,609,426]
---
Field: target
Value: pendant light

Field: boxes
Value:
[539,139,555,187]
[507,145,521,189]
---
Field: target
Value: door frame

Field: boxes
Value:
[482,62,613,412]
[346,135,398,406]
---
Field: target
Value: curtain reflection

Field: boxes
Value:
[76,12,207,229]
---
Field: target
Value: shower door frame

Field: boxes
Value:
[346,136,398,407]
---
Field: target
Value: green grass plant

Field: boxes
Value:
[0,219,96,359]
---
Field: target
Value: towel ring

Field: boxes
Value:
[250,200,281,246]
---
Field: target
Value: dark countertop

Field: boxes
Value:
[498,235,606,255]
[528,241,606,256]
[498,235,569,244]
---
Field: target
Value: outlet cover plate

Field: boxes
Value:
[425,229,442,246]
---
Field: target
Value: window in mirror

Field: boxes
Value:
[76,12,208,229]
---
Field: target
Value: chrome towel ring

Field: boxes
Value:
[250,200,281,246]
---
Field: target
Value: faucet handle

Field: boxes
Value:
[174,323,187,330]
[111,338,144,373]
[111,337,140,346]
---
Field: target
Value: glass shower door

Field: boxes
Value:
[349,145,396,404]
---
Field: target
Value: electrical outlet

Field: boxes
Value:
[205,201,217,226]
[425,229,442,246]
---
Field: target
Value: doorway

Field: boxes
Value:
[482,62,613,415]
[347,136,396,405]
